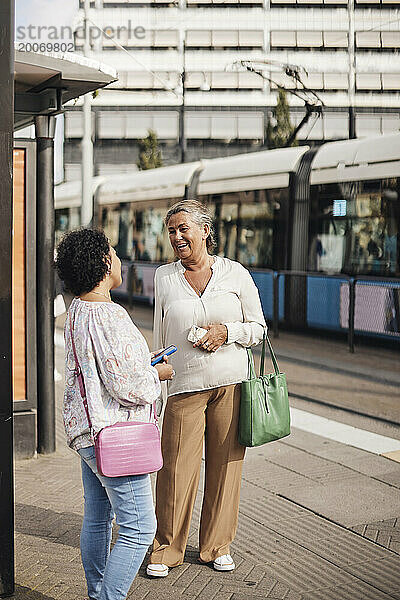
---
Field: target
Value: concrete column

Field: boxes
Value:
[35,115,56,455]
[0,0,14,595]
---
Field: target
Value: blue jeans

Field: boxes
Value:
[78,446,156,600]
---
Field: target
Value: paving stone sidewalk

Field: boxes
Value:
[14,423,400,600]
[13,308,400,599]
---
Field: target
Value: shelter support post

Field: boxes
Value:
[35,115,56,455]
[0,0,14,595]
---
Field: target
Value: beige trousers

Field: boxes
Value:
[149,383,245,567]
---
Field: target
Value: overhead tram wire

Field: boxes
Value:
[85,12,400,89]
[86,17,181,101]
[82,13,400,134]
[231,10,400,141]
[230,59,324,146]
[302,108,321,142]
[83,12,400,103]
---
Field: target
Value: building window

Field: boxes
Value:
[271,0,348,5]
[97,111,179,139]
[270,72,349,91]
[356,31,382,49]
[102,0,178,5]
[102,29,179,50]
[185,112,264,140]
[186,0,264,5]
[355,31,400,50]
[108,71,179,90]
[270,30,348,50]
[185,29,264,49]
[356,73,382,91]
[185,71,263,90]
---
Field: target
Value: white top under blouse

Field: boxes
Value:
[153,255,266,397]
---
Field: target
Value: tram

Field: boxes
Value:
[55,133,400,341]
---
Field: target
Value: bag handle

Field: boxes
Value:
[247,330,280,379]
[260,331,280,377]
[246,348,256,379]
[68,309,158,426]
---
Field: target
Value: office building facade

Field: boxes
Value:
[64,0,400,178]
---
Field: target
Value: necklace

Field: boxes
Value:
[89,290,112,301]
[184,257,213,297]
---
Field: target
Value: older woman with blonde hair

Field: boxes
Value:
[147,200,265,577]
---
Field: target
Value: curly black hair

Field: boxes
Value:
[55,228,111,296]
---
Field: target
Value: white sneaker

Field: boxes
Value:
[213,554,235,571]
[146,563,169,577]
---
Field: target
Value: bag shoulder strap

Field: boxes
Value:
[68,311,92,429]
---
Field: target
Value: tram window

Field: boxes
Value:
[238,192,277,268]
[102,207,121,249]
[217,202,239,260]
[309,178,400,276]
[201,188,288,269]
[101,203,176,263]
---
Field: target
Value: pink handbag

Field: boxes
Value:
[69,312,163,477]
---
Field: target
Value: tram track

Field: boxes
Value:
[252,345,400,428]
[289,391,400,428]
[253,345,400,388]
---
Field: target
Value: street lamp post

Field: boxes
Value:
[81,0,94,226]
[348,0,356,139]
[178,41,187,163]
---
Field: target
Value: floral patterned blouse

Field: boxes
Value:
[63,298,161,451]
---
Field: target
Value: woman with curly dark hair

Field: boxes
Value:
[55,228,173,600]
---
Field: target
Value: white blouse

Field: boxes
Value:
[153,256,266,397]
[63,298,161,450]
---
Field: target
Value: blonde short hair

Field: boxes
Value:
[165,199,216,250]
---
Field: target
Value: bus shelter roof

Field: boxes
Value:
[14,50,117,130]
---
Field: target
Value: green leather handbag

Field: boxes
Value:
[238,333,290,447]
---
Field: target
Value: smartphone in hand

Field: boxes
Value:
[151,345,177,366]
